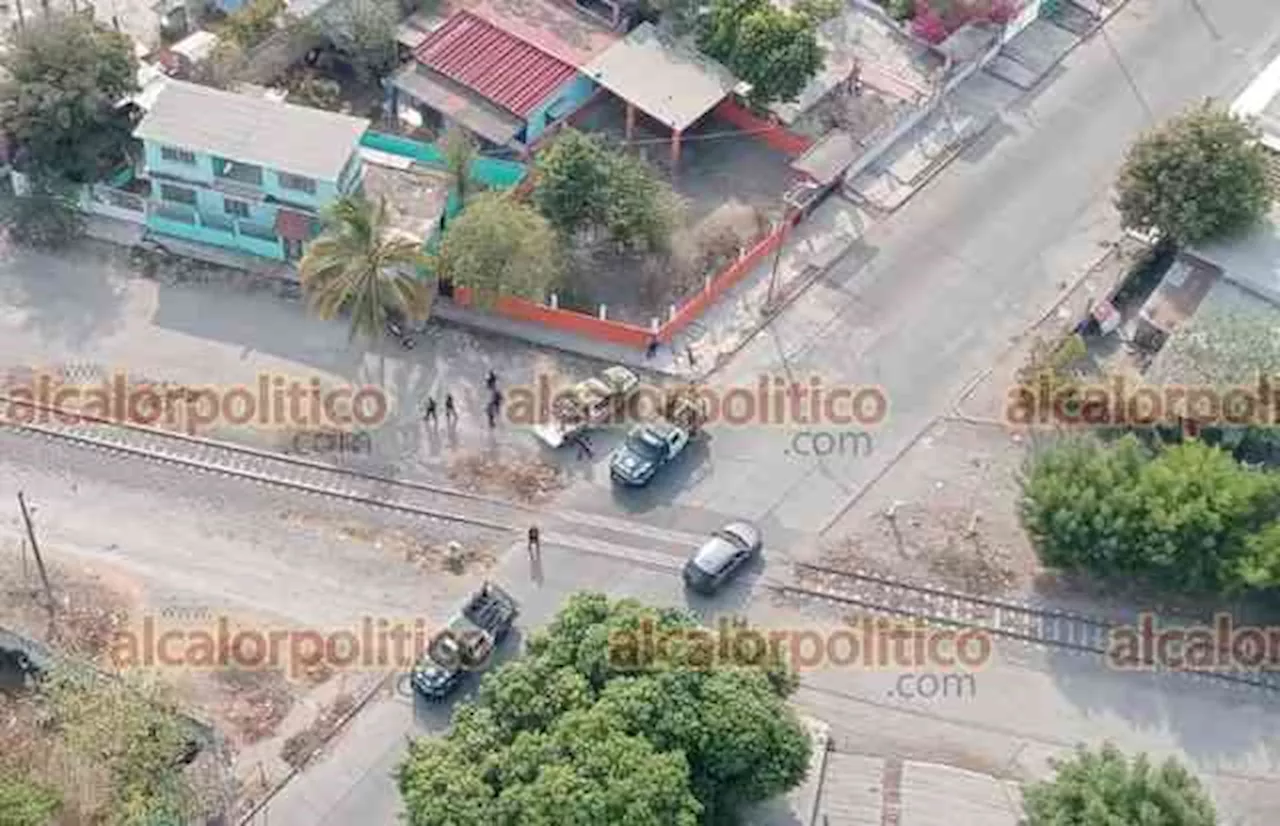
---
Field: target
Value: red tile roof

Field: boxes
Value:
[413,11,576,118]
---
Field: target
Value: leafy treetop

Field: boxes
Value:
[1115,104,1272,246]
[397,593,811,826]
[1022,743,1218,826]
[0,14,138,183]
[698,0,824,107]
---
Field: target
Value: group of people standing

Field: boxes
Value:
[421,369,504,430]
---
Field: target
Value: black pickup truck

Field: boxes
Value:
[411,582,518,700]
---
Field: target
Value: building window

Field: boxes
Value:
[223,198,250,218]
[160,145,197,165]
[159,184,197,205]
[278,172,316,195]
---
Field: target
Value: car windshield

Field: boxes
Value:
[692,538,738,574]
[625,429,666,460]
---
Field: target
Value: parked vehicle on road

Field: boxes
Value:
[533,365,640,448]
[609,386,707,486]
[411,582,518,700]
[682,521,762,594]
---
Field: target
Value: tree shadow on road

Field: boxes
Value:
[0,237,131,352]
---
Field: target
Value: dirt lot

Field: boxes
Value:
[813,237,1264,621]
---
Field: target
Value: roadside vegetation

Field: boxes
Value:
[433,193,561,308]
[1,665,226,825]
[1020,436,1280,595]
[397,592,811,825]
[1023,743,1217,826]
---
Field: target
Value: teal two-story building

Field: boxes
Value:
[133,80,370,261]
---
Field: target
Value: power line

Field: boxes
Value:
[1098,22,1154,123]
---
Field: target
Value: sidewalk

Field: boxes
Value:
[846,69,1020,212]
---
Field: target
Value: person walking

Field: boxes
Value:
[485,397,498,429]
[646,337,660,360]
[444,393,457,426]
[423,397,438,427]
[574,433,593,460]
[527,525,541,559]
[485,369,498,391]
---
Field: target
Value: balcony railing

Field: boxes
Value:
[148,202,280,247]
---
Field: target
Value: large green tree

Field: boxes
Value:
[698,0,824,107]
[434,193,560,307]
[299,194,433,341]
[397,593,811,826]
[533,128,681,249]
[1023,743,1217,826]
[1019,437,1280,593]
[1115,105,1272,246]
[533,129,613,236]
[0,14,138,183]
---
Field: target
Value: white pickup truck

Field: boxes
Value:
[532,365,640,448]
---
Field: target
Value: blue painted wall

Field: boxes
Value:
[524,75,596,142]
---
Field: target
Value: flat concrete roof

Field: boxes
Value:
[583,22,737,132]
[1191,203,1280,307]
[134,80,369,181]
[360,160,450,243]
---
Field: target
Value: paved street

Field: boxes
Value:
[634,0,1280,534]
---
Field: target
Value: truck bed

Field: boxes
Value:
[461,582,518,634]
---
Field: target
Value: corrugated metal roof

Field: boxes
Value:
[582,22,736,131]
[412,11,575,118]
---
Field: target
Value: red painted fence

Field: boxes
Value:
[712,99,814,157]
[452,209,798,351]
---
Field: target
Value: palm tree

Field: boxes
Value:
[442,125,477,209]
[298,194,432,342]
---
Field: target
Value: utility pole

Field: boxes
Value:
[765,205,793,309]
[17,491,56,631]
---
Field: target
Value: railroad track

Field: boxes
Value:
[781,562,1280,693]
[0,392,532,532]
[5,392,1279,695]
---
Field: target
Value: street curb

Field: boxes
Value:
[236,670,396,825]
